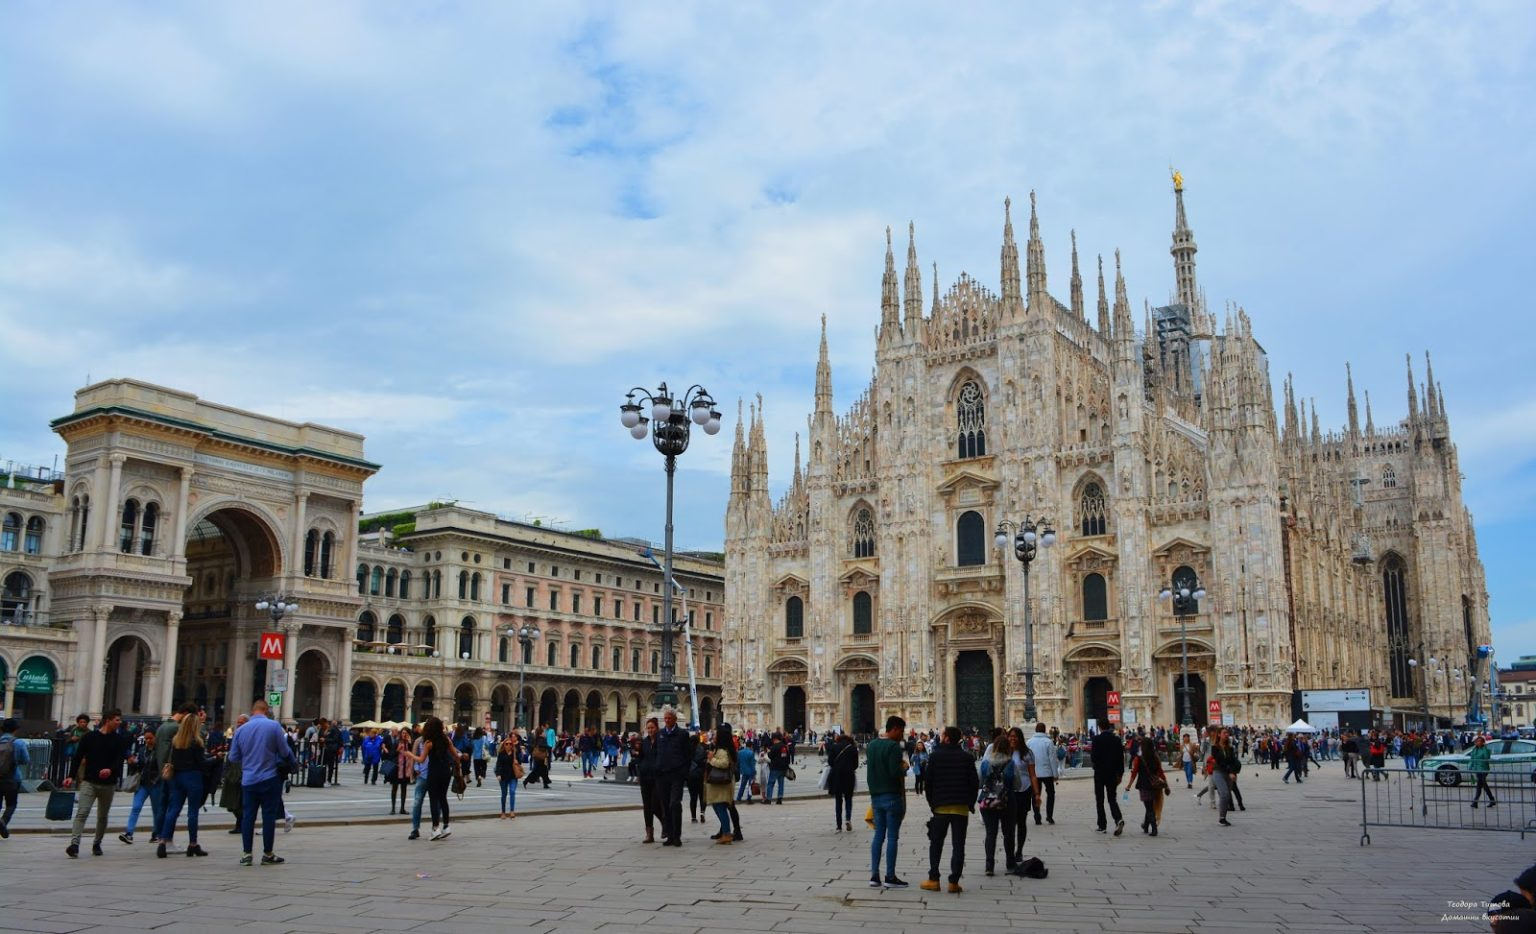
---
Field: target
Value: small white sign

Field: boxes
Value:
[269,667,288,692]
[1222,713,1235,726]
[1122,709,1137,725]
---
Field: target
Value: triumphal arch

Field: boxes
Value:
[48,379,378,724]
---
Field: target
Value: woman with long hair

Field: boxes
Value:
[415,717,460,840]
[978,729,1016,876]
[702,724,738,845]
[687,732,706,823]
[1125,736,1167,836]
[385,727,408,815]
[1180,735,1197,789]
[826,729,859,833]
[494,734,523,819]
[1005,727,1039,872]
[157,713,209,858]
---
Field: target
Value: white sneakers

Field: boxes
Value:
[428,826,453,841]
[284,815,296,833]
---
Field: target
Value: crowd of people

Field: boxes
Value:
[2,700,1520,891]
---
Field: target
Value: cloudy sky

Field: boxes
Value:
[2,3,1533,658]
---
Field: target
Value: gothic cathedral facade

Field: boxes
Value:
[722,178,1491,735]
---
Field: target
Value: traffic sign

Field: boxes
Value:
[1106,690,1121,707]
[1107,708,1122,723]
[1208,700,1223,720]
[268,692,283,707]
[259,632,286,660]
[269,667,288,692]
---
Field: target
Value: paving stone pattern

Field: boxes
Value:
[0,766,1524,933]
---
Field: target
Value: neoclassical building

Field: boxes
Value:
[723,177,1491,735]
[0,379,722,732]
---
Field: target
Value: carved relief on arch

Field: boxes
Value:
[1150,537,1211,582]
[838,567,878,598]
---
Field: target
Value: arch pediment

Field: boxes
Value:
[1152,537,1207,558]
[766,657,808,674]
[1065,543,1118,572]
[833,653,879,673]
[772,574,809,597]
[1152,638,1215,659]
[935,469,999,498]
[1064,642,1121,663]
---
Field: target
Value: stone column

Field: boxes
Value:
[373,691,383,723]
[344,500,362,594]
[87,455,110,553]
[87,605,111,718]
[101,454,126,551]
[2,678,14,720]
[161,611,182,715]
[337,627,355,722]
[227,629,248,715]
[171,468,193,564]
[279,628,297,723]
[321,672,337,724]
[143,662,161,720]
[291,492,309,581]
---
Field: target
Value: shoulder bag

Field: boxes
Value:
[705,748,733,785]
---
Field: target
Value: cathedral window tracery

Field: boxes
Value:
[852,507,875,558]
[956,380,987,459]
[1382,465,1397,489]
[1382,555,1414,697]
[1079,482,1108,537]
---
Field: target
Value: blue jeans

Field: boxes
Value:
[765,769,786,801]
[711,801,731,836]
[125,781,164,837]
[1182,761,1194,785]
[499,778,516,813]
[1404,755,1418,773]
[736,774,755,800]
[869,792,904,878]
[159,771,204,845]
[241,776,284,856]
[410,777,430,831]
[581,751,598,774]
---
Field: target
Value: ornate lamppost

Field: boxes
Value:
[620,382,721,711]
[1158,572,1207,730]
[254,594,299,719]
[509,623,540,734]
[994,515,1056,723]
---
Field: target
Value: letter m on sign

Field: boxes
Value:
[259,632,285,661]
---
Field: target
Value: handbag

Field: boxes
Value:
[381,759,398,781]
[785,767,796,782]
[816,766,831,792]
[121,769,141,794]
[452,771,467,796]
[161,762,174,782]
[750,780,762,797]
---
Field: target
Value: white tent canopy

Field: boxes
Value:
[1285,719,1319,734]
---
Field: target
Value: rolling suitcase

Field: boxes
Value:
[306,763,326,788]
[45,789,76,821]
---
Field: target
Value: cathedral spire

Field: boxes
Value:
[1364,390,1375,435]
[1283,373,1299,441]
[1170,167,1199,310]
[1069,230,1084,320]
[1310,398,1322,446]
[1405,353,1419,425]
[1000,197,1022,315]
[880,226,899,344]
[815,314,833,413]
[903,221,923,336]
[1025,190,1047,312]
[1096,253,1110,335]
[791,431,802,488]
[1424,351,1439,421]
[730,397,747,495]
[1346,363,1360,436]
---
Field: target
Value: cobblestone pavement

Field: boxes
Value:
[0,764,1526,933]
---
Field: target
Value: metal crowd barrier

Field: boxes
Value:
[1358,766,1536,845]
[17,738,54,791]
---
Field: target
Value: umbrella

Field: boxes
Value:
[353,720,379,729]
[1285,719,1319,734]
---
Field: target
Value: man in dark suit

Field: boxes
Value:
[652,708,692,846]
[1090,726,1125,835]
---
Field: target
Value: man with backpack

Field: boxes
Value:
[0,717,28,839]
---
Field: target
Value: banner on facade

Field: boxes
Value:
[259,632,285,660]
[15,657,54,694]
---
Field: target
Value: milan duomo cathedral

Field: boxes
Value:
[722,175,1491,736]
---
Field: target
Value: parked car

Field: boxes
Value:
[1423,737,1536,786]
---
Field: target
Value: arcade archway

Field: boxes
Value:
[102,635,155,718]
